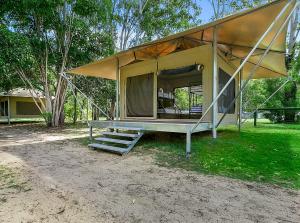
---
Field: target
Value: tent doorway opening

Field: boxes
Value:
[157,64,203,119]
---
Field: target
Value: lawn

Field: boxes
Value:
[136,122,300,189]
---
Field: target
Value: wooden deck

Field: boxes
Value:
[89,119,211,134]
[88,119,212,157]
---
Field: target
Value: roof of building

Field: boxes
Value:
[68,0,297,80]
[0,88,45,98]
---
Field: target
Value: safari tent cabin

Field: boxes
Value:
[68,0,296,155]
[0,88,45,124]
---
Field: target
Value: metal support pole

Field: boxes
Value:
[7,97,10,125]
[186,129,191,159]
[212,26,218,139]
[116,58,120,120]
[191,0,292,133]
[238,67,243,132]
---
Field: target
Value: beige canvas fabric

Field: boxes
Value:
[68,0,295,80]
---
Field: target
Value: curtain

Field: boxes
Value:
[218,68,235,114]
[126,73,154,117]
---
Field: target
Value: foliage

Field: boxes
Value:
[243,78,299,123]
[174,88,189,110]
[208,0,272,19]
[112,0,202,50]
[0,26,39,92]
[136,122,300,189]
[0,0,115,126]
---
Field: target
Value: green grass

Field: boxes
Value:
[135,122,300,189]
[0,165,28,192]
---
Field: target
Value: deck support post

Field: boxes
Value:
[212,26,218,139]
[115,58,120,120]
[238,67,243,132]
[186,129,191,159]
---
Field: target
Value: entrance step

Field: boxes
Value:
[88,143,127,154]
[107,126,143,131]
[94,137,132,145]
[102,131,139,138]
[89,126,144,155]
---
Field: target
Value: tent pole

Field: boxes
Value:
[191,0,292,133]
[216,2,298,128]
[212,26,218,139]
[238,62,243,132]
[116,58,120,120]
[186,129,191,159]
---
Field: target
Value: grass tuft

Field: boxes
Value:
[0,165,28,191]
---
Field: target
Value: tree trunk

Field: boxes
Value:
[52,75,68,127]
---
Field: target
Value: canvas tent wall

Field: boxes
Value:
[119,44,239,124]
[0,88,46,123]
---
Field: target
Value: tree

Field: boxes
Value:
[1,0,203,126]
[207,0,271,19]
[0,0,113,126]
[111,0,201,50]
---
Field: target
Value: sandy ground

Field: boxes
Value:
[0,124,299,223]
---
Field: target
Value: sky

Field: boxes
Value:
[198,0,215,23]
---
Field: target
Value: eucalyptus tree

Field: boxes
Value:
[109,0,202,50]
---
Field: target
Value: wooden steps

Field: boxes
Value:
[88,126,144,155]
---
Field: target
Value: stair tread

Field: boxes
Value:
[95,137,132,145]
[107,126,143,131]
[88,143,128,154]
[102,131,139,138]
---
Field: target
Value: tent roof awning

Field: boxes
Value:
[68,0,296,80]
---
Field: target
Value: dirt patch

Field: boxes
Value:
[0,124,299,222]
